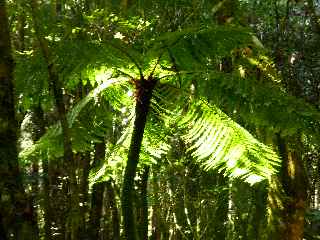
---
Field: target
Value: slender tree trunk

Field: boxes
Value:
[168,169,190,240]
[88,142,106,239]
[0,204,7,240]
[28,105,46,240]
[150,166,161,240]
[277,135,308,240]
[0,1,35,239]
[121,0,133,10]
[16,11,26,51]
[89,182,105,239]
[78,153,90,239]
[30,159,40,238]
[137,166,150,240]
[29,1,79,239]
[31,104,52,240]
[106,181,120,240]
[42,157,52,240]
[213,174,228,239]
[121,77,157,240]
[251,183,268,240]
[184,163,199,238]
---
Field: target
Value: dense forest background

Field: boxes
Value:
[0,0,320,239]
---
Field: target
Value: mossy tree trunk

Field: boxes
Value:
[121,77,157,240]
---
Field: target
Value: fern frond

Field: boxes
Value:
[198,71,320,142]
[147,25,253,73]
[180,101,279,184]
[152,85,280,184]
[19,78,131,161]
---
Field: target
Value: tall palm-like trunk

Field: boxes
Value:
[0,1,34,238]
[121,77,157,240]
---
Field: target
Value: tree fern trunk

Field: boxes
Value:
[121,77,157,240]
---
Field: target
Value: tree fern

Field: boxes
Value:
[151,85,280,184]
[198,67,320,141]
[18,16,319,186]
[19,76,132,161]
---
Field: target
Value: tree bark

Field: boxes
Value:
[0,204,7,240]
[42,157,52,240]
[0,0,35,238]
[78,153,90,239]
[16,11,26,51]
[150,166,161,240]
[121,77,157,240]
[106,180,120,240]
[29,1,79,239]
[28,105,46,240]
[88,142,106,239]
[213,174,228,239]
[137,166,150,240]
[277,135,308,240]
